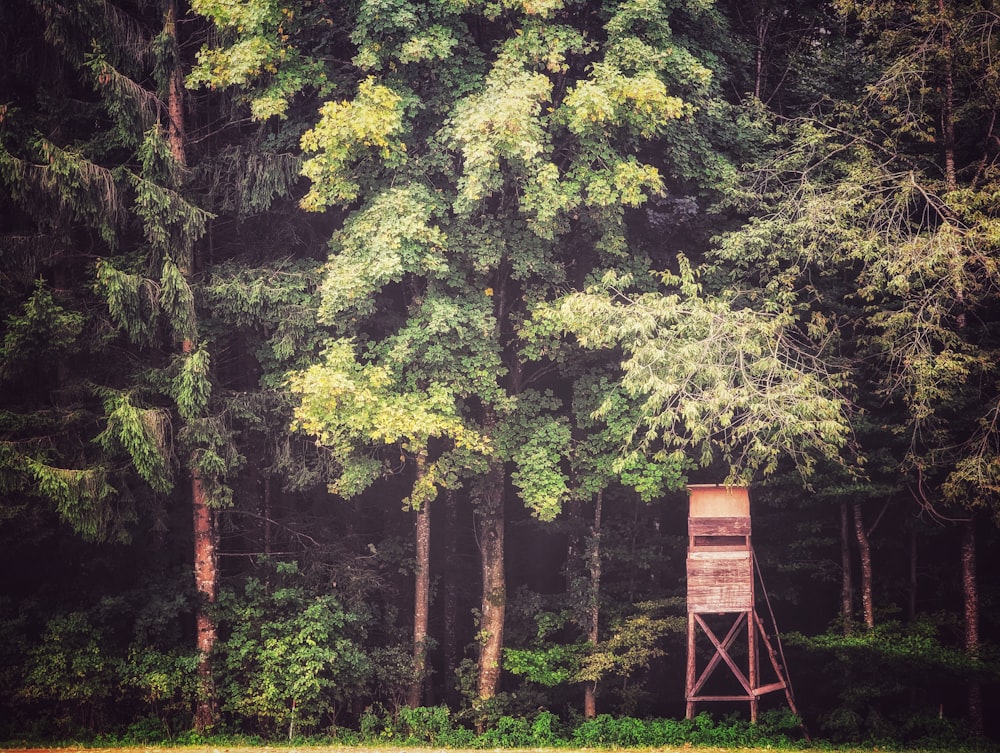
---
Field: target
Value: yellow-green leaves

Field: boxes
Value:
[289,339,489,499]
[299,79,408,210]
[187,0,332,120]
[564,66,684,139]
[541,261,851,482]
[449,61,553,212]
[318,185,447,322]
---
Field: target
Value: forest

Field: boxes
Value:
[1,0,999,747]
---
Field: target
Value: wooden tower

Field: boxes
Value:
[685,484,800,723]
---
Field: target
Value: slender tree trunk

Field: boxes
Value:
[408,452,432,708]
[840,502,854,635]
[442,488,459,705]
[583,490,603,719]
[754,13,769,101]
[476,455,506,708]
[938,0,957,194]
[262,475,272,557]
[908,526,917,622]
[961,518,984,736]
[164,0,217,729]
[852,503,874,629]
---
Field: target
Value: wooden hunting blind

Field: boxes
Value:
[685,484,801,725]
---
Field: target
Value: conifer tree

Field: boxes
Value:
[0,0,242,730]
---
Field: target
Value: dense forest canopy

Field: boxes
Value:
[1,0,999,744]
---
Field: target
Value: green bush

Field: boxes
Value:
[215,565,372,737]
[18,612,119,735]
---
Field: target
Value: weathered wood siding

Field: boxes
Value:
[686,550,753,612]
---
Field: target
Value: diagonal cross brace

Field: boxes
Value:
[692,613,753,696]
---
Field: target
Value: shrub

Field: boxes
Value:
[216,567,372,737]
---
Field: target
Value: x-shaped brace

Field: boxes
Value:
[691,612,753,696]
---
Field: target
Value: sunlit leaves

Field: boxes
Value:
[188,0,334,120]
[563,65,684,139]
[448,61,553,212]
[318,185,448,321]
[539,261,851,482]
[575,600,682,684]
[289,339,489,500]
[299,79,408,209]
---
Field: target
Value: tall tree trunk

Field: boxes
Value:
[408,452,432,708]
[852,503,874,629]
[476,455,506,708]
[191,477,217,730]
[961,518,983,736]
[583,490,603,719]
[442,488,459,705]
[840,502,854,635]
[164,0,217,730]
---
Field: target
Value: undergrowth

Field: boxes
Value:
[18,706,983,752]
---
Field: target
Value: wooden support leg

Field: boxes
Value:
[686,612,696,719]
[748,608,758,723]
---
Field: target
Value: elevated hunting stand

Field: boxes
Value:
[685,484,802,725]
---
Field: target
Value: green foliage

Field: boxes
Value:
[395,704,474,746]
[503,643,583,687]
[788,617,1000,743]
[188,0,337,120]
[216,566,372,737]
[299,79,408,209]
[316,185,448,322]
[120,648,200,733]
[540,260,853,482]
[575,599,685,685]
[289,337,489,504]
[505,397,571,521]
[0,138,124,246]
[96,391,172,493]
[570,711,799,748]
[173,344,212,421]
[0,281,84,382]
[203,259,325,383]
[95,260,159,344]
[18,612,118,729]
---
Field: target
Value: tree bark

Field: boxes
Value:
[852,503,874,629]
[583,490,603,719]
[191,473,217,731]
[961,518,984,736]
[164,0,217,730]
[840,502,854,635]
[407,452,432,708]
[441,488,459,705]
[476,456,506,707]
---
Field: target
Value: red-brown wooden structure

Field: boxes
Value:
[685,484,801,724]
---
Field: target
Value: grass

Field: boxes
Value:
[1,744,995,753]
